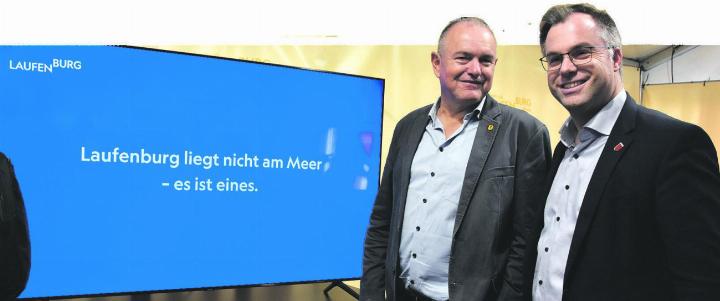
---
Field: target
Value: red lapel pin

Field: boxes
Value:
[613,142,624,152]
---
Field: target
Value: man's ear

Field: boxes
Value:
[612,47,624,72]
[431,52,441,78]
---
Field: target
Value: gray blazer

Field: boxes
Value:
[361,96,551,301]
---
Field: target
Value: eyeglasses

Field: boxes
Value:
[539,46,613,71]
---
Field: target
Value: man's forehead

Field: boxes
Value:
[442,24,496,52]
[547,13,599,39]
[545,13,602,52]
[447,46,496,57]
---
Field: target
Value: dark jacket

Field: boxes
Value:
[526,95,720,300]
[0,152,31,300]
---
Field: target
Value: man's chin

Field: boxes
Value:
[457,92,485,103]
[555,93,589,110]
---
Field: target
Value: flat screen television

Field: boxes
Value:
[0,46,384,299]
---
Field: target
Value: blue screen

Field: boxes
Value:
[0,46,383,299]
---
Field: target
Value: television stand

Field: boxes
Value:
[323,281,359,300]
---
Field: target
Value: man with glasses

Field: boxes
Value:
[528,3,720,300]
[361,17,551,301]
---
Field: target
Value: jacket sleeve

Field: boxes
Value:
[359,119,405,301]
[497,124,551,301]
[654,125,720,300]
[0,153,31,299]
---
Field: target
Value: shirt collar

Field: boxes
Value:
[428,96,486,127]
[559,90,627,147]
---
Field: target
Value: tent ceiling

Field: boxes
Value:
[623,45,668,62]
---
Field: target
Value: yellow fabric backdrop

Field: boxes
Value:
[643,82,720,154]
[153,45,639,164]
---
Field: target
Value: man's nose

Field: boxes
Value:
[559,54,578,74]
[466,58,482,76]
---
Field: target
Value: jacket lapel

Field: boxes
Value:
[564,95,639,276]
[532,143,567,233]
[453,96,502,236]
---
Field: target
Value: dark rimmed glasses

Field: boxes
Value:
[539,46,613,71]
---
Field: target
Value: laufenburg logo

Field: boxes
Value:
[8,58,82,73]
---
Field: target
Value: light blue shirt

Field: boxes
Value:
[399,97,484,301]
[532,91,627,301]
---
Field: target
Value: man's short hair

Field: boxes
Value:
[539,3,622,53]
[437,17,495,54]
